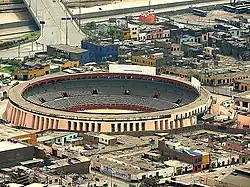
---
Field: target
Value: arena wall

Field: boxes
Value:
[5,100,207,132]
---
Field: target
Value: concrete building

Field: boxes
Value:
[131,52,164,66]
[0,140,34,168]
[128,23,139,40]
[164,160,193,175]
[233,91,250,113]
[0,125,37,145]
[47,44,90,64]
[237,112,250,129]
[145,26,170,40]
[81,41,118,63]
[234,79,250,92]
[48,156,91,174]
[158,139,202,172]
[14,59,79,80]
[37,131,78,145]
[203,46,220,56]
[14,63,50,81]
[82,133,117,146]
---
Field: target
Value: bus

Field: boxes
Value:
[215,18,230,24]
[192,9,208,17]
[235,6,247,13]
[223,5,236,12]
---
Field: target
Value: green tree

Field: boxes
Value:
[188,71,201,80]
[108,25,124,41]
[85,21,97,30]
[140,176,160,187]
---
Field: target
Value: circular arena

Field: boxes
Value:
[5,73,212,132]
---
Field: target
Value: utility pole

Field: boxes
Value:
[36,0,38,17]
[66,11,68,45]
[79,0,81,31]
[18,44,20,57]
[65,0,69,45]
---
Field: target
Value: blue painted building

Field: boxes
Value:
[81,41,119,63]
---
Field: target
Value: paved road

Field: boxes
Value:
[0,0,84,58]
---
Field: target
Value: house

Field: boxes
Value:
[14,62,50,80]
[233,79,250,92]
[131,52,164,67]
[47,44,90,64]
[145,26,170,40]
[128,23,139,40]
[181,42,203,57]
[203,46,220,56]
[158,139,202,172]
[81,41,119,63]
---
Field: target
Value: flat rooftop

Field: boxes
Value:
[48,44,87,54]
[234,91,250,100]
[37,131,77,142]
[0,140,27,152]
[0,124,32,139]
[234,78,250,84]
[221,173,250,187]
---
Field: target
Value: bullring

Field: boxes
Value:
[5,73,212,132]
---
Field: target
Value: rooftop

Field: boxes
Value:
[86,132,117,140]
[37,131,77,142]
[49,156,90,170]
[0,124,36,139]
[234,91,250,100]
[234,78,250,84]
[0,140,28,152]
[48,44,87,54]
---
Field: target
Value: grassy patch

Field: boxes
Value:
[0,31,41,50]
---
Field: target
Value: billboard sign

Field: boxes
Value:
[109,64,156,76]
[191,77,201,92]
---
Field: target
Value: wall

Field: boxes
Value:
[0,146,34,168]
[53,160,91,174]
[59,61,79,71]
[15,65,51,80]
[0,20,37,30]
[12,133,37,145]
[81,41,118,62]
[131,55,157,66]
[237,113,250,129]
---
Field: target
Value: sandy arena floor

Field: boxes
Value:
[81,108,140,114]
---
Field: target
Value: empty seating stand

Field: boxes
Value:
[23,78,198,111]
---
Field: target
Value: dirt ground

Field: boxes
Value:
[172,9,250,22]
[0,12,30,23]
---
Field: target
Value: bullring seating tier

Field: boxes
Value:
[23,78,198,111]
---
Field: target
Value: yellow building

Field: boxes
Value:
[59,60,79,71]
[122,30,131,39]
[201,72,250,86]
[12,133,37,146]
[132,55,157,66]
[132,52,164,67]
[128,23,139,40]
[203,47,219,56]
[233,79,250,91]
[15,60,79,80]
[15,64,51,80]
[195,150,210,170]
